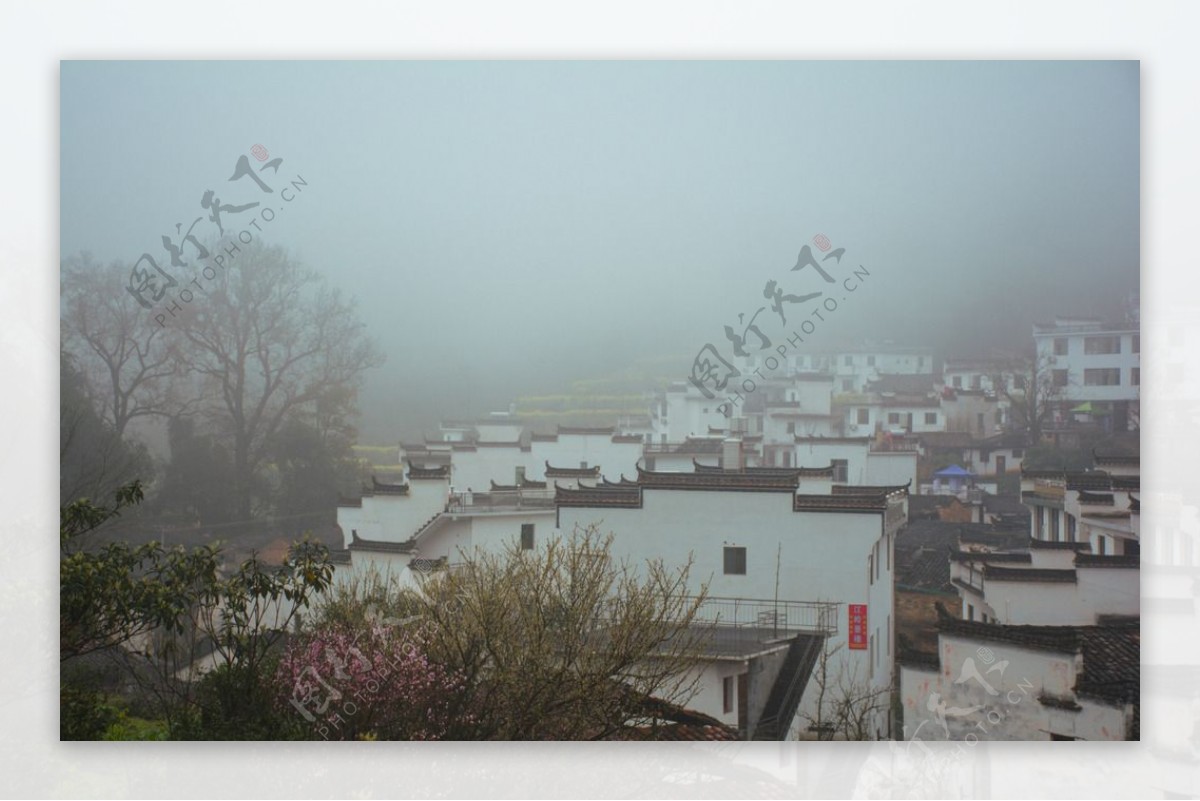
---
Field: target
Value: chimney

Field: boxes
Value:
[722,437,744,471]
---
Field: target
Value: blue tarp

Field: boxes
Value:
[934,464,975,477]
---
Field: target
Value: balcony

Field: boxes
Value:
[446,490,556,512]
[686,596,839,637]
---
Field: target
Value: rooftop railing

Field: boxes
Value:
[686,596,839,637]
[446,490,556,512]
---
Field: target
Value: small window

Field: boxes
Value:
[842,379,854,391]
[888,412,900,424]
[1132,367,1140,386]
[1085,336,1120,355]
[967,603,975,621]
[925,412,937,424]
[831,459,848,482]
[724,546,746,575]
[786,422,796,434]
[520,523,535,550]
[1053,369,1069,388]
[952,376,962,388]
[1054,338,1068,356]
[1132,334,1139,354]
[580,461,588,469]
[1084,368,1121,386]
[1098,537,1107,556]
[857,408,869,425]
[723,676,735,714]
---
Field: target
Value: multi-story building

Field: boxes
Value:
[1033,316,1140,431]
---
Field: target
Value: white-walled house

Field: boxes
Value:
[555,466,907,739]
[950,539,1139,625]
[942,358,1018,395]
[899,615,1138,741]
[776,436,918,492]
[1021,464,1140,557]
[756,375,840,442]
[940,389,1010,436]
[1033,316,1140,431]
[962,434,1027,478]
[652,382,731,443]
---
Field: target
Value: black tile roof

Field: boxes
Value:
[982,565,1077,583]
[1029,539,1092,551]
[793,493,892,513]
[544,461,602,478]
[832,482,911,496]
[406,463,450,480]
[897,547,954,593]
[558,425,615,436]
[348,531,417,554]
[951,550,1033,564]
[934,612,1139,705]
[1077,625,1140,704]
[1075,554,1140,569]
[1111,476,1140,491]
[979,493,1032,523]
[554,483,642,509]
[637,465,799,492]
[1093,451,1140,468]
[370,476,410,494]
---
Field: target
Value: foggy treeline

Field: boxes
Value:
[60,242,382,541]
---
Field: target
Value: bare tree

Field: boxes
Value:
[173,242,383,523]
[411,523,713,740]
[1000,347,1065,445]
[801,639,891,740]
[61,254,180,437]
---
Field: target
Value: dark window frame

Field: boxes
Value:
[723,546,747,575]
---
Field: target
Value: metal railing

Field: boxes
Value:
[686,597,838,636]
[446,490,556,512]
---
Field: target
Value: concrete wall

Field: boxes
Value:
[451,445,535,490]
[865,451,918,489]
[530,435,643,482]
[337,478,448,547]
[978,567,1138,625]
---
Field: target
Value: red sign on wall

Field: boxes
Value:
[848,604,868,650]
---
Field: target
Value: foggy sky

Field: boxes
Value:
[60,61,1139,442]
